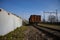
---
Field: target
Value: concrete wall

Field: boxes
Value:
[0,9,22,35]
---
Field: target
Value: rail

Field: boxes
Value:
[32,24,60,40]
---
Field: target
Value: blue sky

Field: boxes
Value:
[0,0,60,20]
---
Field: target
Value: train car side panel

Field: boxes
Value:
[29,15,41,24]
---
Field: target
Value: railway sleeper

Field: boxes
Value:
[32,25,60,40]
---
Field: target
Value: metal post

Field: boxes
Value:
[56,9,58,22]
[50,12,52,22]
[43,11,45,22]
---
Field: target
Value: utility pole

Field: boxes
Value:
[43,10,58,22]
[43,11,45,22]
[56,9,58,22]
[43,11,56,22]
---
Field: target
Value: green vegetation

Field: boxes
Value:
[22,19,29,25]
[0,26,29,40]
[38,23,60,30]
[40,22,60,26]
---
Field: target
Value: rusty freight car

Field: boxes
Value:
[29,15,41,24]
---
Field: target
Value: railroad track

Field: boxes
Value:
[37,25,60,36]
[32,24,60,40]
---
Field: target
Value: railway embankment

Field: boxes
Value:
[32,24,60,40]
[0,24,60,40]
[38,23,60,30]
[0,25,47,40]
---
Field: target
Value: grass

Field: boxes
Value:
[40,22,60,26]
[38,23,60,30]
[0,26,29,40]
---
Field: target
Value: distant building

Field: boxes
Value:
[48,15,57,22]
[0,8,22,35]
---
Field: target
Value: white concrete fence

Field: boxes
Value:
[0,8,22,36]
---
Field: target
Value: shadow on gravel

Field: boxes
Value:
[24,24,32,26]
